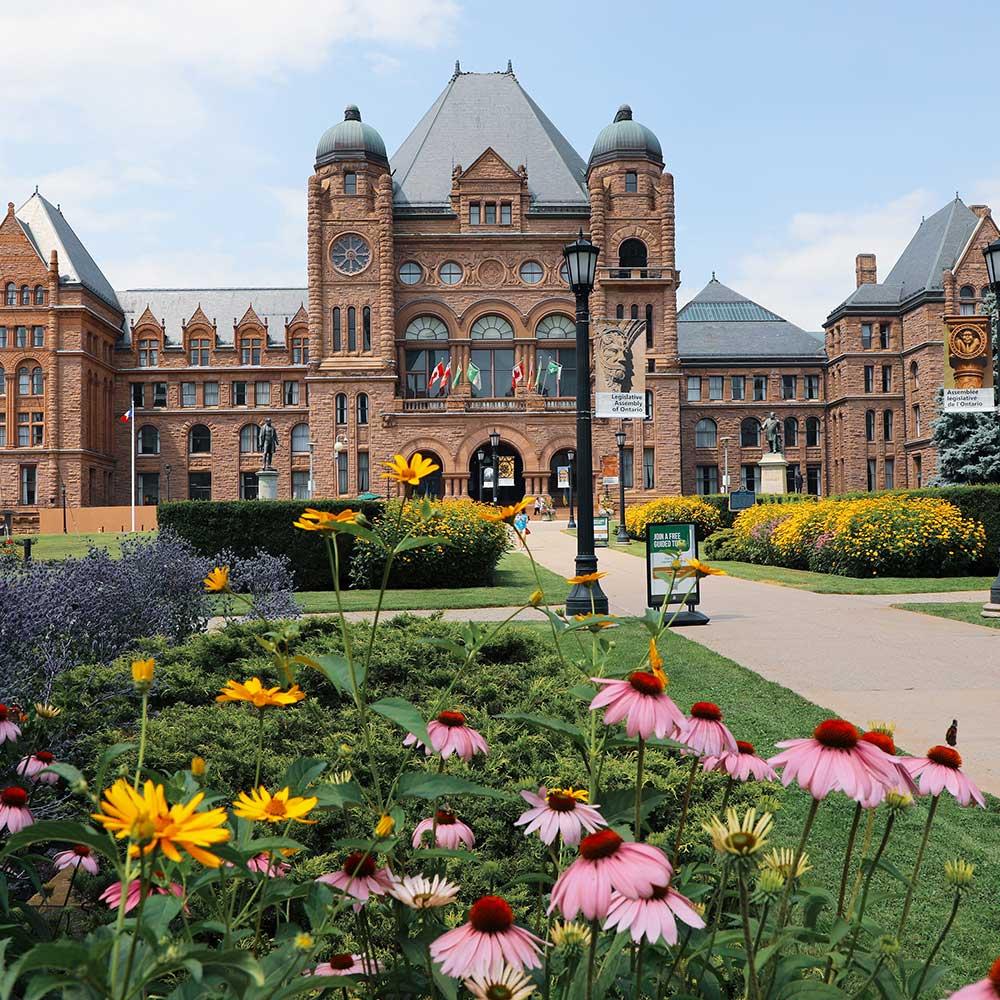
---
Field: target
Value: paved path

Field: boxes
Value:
[521,520,1000,795]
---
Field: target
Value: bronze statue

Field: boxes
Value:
[258,418,279,471]
[762,411,783,454]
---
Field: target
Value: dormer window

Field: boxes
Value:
[241,338,262,366]
[959,285,976,316]
[625,171,638,192]
[484,202,497,225]
[344,172,357,195]
[469,203,480,225]
[501,203,512,225]
[137,338,159,367]
[189,338,210,366]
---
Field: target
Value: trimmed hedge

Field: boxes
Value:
[157,499,383,590]
[625,496,722,541]
[698,492,817,529]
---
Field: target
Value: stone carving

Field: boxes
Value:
[946,316,991,388]
[478,259,505,285]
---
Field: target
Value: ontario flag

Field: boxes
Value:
[119,406,133,424]
[511,360,525,390]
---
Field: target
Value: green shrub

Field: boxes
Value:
[702,527,741,560]
[349,498,509,589]
[157,499,383,590]
[625,495,722,540]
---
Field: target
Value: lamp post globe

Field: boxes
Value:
[982,237,1000,289]
[567,449,576,529]
[615,428,629,543]
[562,231,609,616]
[981,239,1000,612]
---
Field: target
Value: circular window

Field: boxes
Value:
[536,314,575,339]
[559,260,569,285]
[330,233,371,275]
[439,261,463,285]
[519,261,544,284]
[398,261,422,285]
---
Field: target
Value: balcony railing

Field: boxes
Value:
[465,399,525,412]
[597,265,670,281]
[544,399,576,410]
[402,399,446,411]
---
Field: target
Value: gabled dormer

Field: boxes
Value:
[451,147,529,232]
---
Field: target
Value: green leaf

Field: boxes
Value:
[416,636,468,660]
[801,887,835,929]
[311,780,364,810]
[0,821,116,863]
[42,762,84,788]
[394,534,451,555]
[499,712,585,748]
[432,965,459,1000]
[371,697,429,747]
[594,932,630,994]
[95,741,136,790]
[278,757,327,794]
[598,788,668,826]
[411,848,478,861]
[568,683,596,701]
[777,981,848,1000]
[397,772,509,802]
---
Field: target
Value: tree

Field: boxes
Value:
[933,289,1000,484]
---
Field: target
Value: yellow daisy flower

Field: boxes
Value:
[204,566,230,592]
[479,497,535,524]
[384,452,439,486]
[216,677,306,708]
[675,557,726,579]
[566,571,607,586]
[131,658,155,687]
[233,786,317,824]
[293,508,362,532]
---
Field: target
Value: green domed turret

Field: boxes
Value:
[316,105,388,168]
[588,105,662,172]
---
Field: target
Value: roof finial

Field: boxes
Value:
[453,59,461,79]
[614,104,633,122]
[712,271,716,281]
[344,104,361,121]
[506,59,513,74]
[34,184,39,194]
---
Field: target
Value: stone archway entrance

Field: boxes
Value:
[468,440,524,505]
[412,450,444,499]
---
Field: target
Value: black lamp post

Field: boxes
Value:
[566,449,576,529]
[563,231,609,616]
[489,429,500,504]
[164,463,172,503]
[476,449,485,502]
[981,238,1000,612]
[61,482,67,534]
[615,428,629,543]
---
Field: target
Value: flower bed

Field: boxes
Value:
[625,495,723,541]
[730,496,986,577]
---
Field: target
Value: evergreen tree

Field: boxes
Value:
[932,289,1000,484]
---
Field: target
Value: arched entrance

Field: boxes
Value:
[412,450,444,498]
[468,440,524,505]
[548,448,575,508]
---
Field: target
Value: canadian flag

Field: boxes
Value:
[511,360,525,389]
[428,360,447,390]
[119,406,133,424]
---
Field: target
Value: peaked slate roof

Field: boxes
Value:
[390,70,589,211]
[116,288,308,348]
[15,192,121,310]
[678,278,826,360]
[831,197,980,314]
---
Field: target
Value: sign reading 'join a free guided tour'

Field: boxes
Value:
[646,522,700,610]
[594,317,646,418]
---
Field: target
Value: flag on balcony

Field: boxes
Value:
[451,359,462,389]
[428,359,447,390]
[547,358,563,394]
[467,360,482,391]
[511,360,525,389]
[441,356,452,388]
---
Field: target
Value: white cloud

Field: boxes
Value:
[367,52,403,76]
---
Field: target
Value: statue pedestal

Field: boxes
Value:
[256,469,279,501]
[982,602,1000,619]
[757,452,788,495]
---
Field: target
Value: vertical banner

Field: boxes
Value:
[498,456,515,486]
[556,466,571,490]
[600,454,619,486]
[943,315,996,412]
[594,317,646,418]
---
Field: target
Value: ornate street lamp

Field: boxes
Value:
[981,239,1000,615]
[476,448,486,501]
[164,463,172,503]
[563,231,609,615]
[566,448,576,529]
[615,428,629,543]
[489,429,500,504]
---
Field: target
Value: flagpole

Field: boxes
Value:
[130,407,136,532]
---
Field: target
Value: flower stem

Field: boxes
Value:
[253,709,265,788]
[695,858,731,994]
[118,850,149,1000]
[634,939,645,998]
[845,808,876,920]
[737,867,761,1000]
[672,755,700,867]
[841,811,895,978]
[912,890,962,997]
[774,796,819,933]
[838,802,863,917]
[898,794,939,940]
[661,925,692,997]
[634,737,646,841]
[55,863,80,936]
[850,956,884,999]
[132,691,149,789]
[585,918,599,1000]
[719,774,734,815]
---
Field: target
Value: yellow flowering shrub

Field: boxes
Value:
[731,496,985,577]
[625,496,722,540]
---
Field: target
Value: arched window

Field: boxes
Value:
[189,424,211,454]
[20,286,30,305]
[645,303,654,349]
[865,410,876,441]
[784,417,798,447]
[644,389,653,421]
[31,367,43,395]
[470,314,514,340]
[362,306,371,351]
[913,405,921,436]
[357,392,369,425]
[535,314,575,339]
[618,238,648,269]
[239,424,258,453]
[17,366,29,396]
[291,423,310,453]
[347,307,357,351]
[0,366,4,394]
[740,417,760,448]
[335,393,348,424]
[405,315,449,340]
[33,285,45,305]
[910,360,919,389]
[695,418,717,448]
[4,283,15,306]
[332,307,342,351]
[959,284,976,316]
[615,304,624,320]
[883,410,893,441]
[806,417,821,447]
[138,425,159,455]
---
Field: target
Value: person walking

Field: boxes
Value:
[514,509,530,545]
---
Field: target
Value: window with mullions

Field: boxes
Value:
[239,424,259,454]
[469,203,480,226]
[347,308,357,351]
[740,418,760,447]
[709,376,723,400]
[31,326,44,348]
[337,452,349,494]
[283,381,300,405]
[471,347,515,398]
[138,425,160,455]
[500,203,512,225]
[15,326,26,348]
[782,375,797,399]
[806,416,821,447]
[189,425,211,454]
[291,337,309,364]
[332,308,342,351]
[784,417,798,447]
[358,452,370,492]
[535,346,576,397]
[362,307,371,351]
[731,375,745,400]
[535,314,575,339]
[240,472,259,500]
[335,393,348,424]
[484,203,497,225]
[959,286,976,316]
[189,339,210,365]
[240,338,262,366]
[805,374,820,399]
[405,348,449,398]
[695,418,717,448]
[621,449,634,489]
[0,327,6,348]
[753,375,768,401]
[470,315,514,340]
[357,393,369,425]
[344,172,357,196]
[138,339,159,367]
[643,448,655,489]
[291,424,310,453]
[188,471,211,501]
[865,410,875,441]
[697,465,719,495]
[625,171,637,192]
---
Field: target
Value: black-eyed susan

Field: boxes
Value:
[293,508,362,532]
[566,571,607,586]
[384,452,439,486]
[233,786,317,824]
[478,497,534,524]
[216,677,306,708]
[204,566,230,592]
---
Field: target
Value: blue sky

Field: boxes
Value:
[6,0,998,329]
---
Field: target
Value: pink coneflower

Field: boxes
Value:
[702,740,777,782]
[0,704,21,744]
[53,844,100,875]
[549,829,673,921]
[515,786,606,846]
[904,746,986,808]
[246,852,291,877]
[308,954,382,977]
[589,670,687,740]
[859,730,919,804]
[430,895,545,978]
[680,702,738,757]
[16,751,58,784]
[948,957,1000,999]
[603,883,706,945]
[388,873,461,909]
[412,810,476,850]
[768,719,900,804]
[316,851,393,902]
[99,879,184,914]
[0,786,33,833]
[404,710,489,761]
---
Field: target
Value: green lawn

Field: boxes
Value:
[601,622,998,986]
[295,550,568,612]
[11,531,155,561]
[893,601,1000,629]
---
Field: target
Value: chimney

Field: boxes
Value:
[969,204,991,220]
[855,253,877,288]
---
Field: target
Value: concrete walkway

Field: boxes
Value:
[520,520,1000,795]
